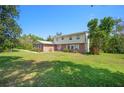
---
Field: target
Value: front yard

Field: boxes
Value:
[0,49,124,86]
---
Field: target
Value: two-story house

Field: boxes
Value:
[54,31,89,53]
[34,31,89,53]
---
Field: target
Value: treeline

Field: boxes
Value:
[87,17,124,54]
[17,32,62,51]
[16,34,44,50]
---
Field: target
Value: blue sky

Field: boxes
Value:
[19,5,124,39]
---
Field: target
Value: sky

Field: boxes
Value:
[19,5,124,39]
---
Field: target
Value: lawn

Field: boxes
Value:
[0,49,124,87]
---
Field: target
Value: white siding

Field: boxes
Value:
[53,32,90,53]
[84,33,90,52]
[54,33,87,44]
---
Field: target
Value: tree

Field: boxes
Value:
[114,18,124,34]
[87,17,117,54]
[100,18,124,54]
[28,34,44,42]
[106,18,124,53]
[17,34,44,50]
[106,34,124,53]
[0,5,22,51]
[99,17,115,52]
[88,17,124,54]
[46,35,53,41]
[87,18,101,54]
[99,17,115,34]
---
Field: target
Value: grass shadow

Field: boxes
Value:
[33,61,124,87]
[0,56,124,87]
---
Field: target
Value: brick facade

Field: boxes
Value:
[34,43,86,53]
[79,43,85,53]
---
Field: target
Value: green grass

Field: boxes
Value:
[0,49,124,86]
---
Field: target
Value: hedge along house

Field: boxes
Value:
[34,31,89,53]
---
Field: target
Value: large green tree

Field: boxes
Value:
[99,17,115,34]
[0,5,22,51]
[87,17,116,54]
[87,18,102,54]
[106,18,124,53]
[99,17,115,52]
[87,17,124,54]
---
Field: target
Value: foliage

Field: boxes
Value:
[99,17,115,34]
[28,34,44,42]
[99,17,115,51]
[114,18,124,34]
[106,35,124,53]
[0,5,22,51]
[105,18,124,53]
[46,35,54,41]
[87,17,124,54]
[17,34,44,50]
[63,48,70,52]
[87,18,102,54]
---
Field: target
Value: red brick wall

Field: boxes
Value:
[54,44,58,51]
[79,43,85,53]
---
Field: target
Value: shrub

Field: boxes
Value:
[73,49,79,53]
[90,46,100,55]
[105,35,124,54]
[63,48,70,52]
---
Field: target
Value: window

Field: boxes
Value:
[76,35,80,40]
[71,46,73,50]
[69,37,72,40]
[75,45,79,50]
